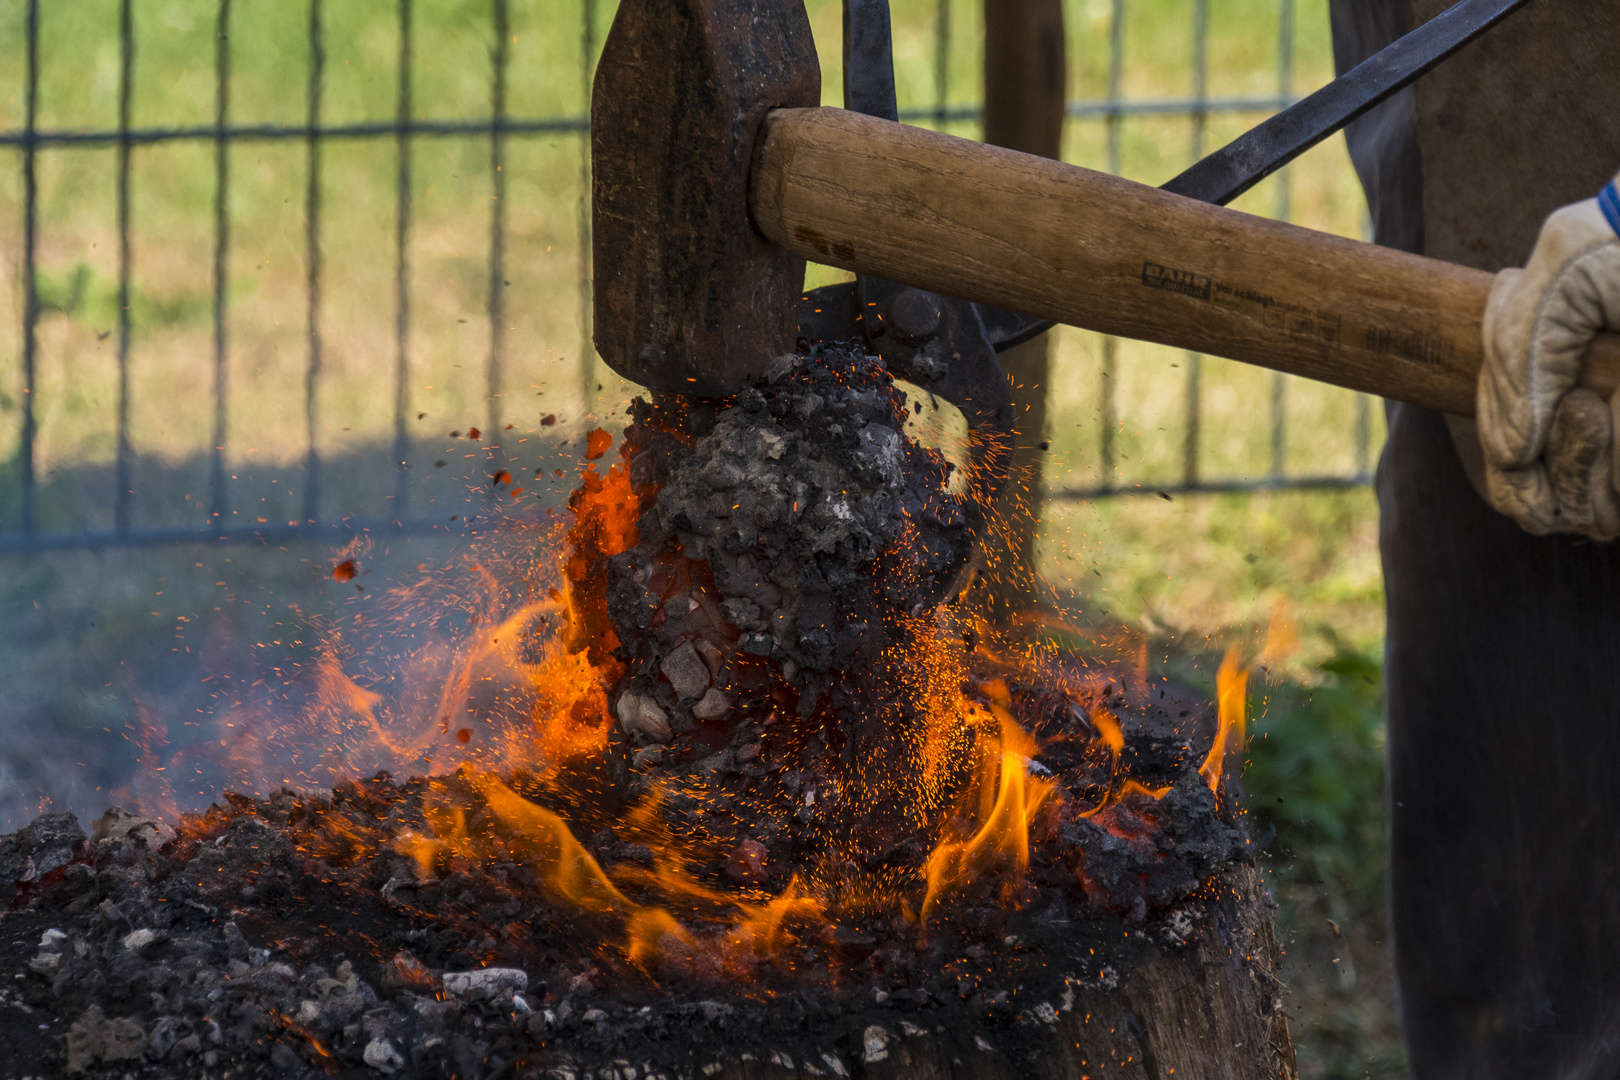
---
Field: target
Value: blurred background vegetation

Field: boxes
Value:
[1,0,1396,1075]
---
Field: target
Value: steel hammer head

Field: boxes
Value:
[591,0,820,398]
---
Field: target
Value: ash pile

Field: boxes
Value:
[0,671,1259,1080]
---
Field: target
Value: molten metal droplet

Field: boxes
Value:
[456,728,471,744]
[331,560,357,583]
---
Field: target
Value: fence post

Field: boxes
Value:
[978,0,1065,621]
[578,0,597,417]
[1183,0,1209,489]
[115,0,135,537]
[303,0,326,525]
[1098,0,1124,495]
[392,0,414,515]
[487,0,511,478]
[18,0,39,537]
[1270,0,1295,481]
[208,0,233,532]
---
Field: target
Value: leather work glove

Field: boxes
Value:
[1479,171,1620,540]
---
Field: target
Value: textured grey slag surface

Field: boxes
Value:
[610,347,974,732]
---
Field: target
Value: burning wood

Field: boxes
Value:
[0,349,1292,1078]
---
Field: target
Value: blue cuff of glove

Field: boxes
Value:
[1600,176,1620,238]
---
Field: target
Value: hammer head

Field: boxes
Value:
[592,0,821,397]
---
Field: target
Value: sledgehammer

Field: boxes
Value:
[591,0,1620,419]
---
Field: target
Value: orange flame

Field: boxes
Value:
[729,877,824,957]
[153,404,1259,976]
[476,772,699,961]
[388,830,448,882]
[1118,779,1172,800]
[919,688,1053,923]
[1090,708,1124,756]
[466,773,834,968]
[1198,646,1249,798]
[561,460,638,669]
[1078,707,1173,818]
[1260,598,1299,667]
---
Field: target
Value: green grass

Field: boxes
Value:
[1,2,1397,1075]
[1243,646,1404,1079]
[1040,486,1385,670]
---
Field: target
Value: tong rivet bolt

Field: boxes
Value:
[889,289,943,344]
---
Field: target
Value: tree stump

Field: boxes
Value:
[714,864,1295,1080]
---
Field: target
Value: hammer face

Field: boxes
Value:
[592,0,820,398]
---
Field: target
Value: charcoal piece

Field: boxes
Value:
[595,350,1001,866]
[1059,771,1250,912]
[89,806,164,847]
[0,774,1289,1080]
[0,811,86,904]
[615,691,673,744]
[692,687,734,721]
[661,641,712,699]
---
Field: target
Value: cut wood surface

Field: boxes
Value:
[751,107,1620,417]
[714,864,1296,1080]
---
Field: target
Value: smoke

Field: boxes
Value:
[0,432,604,833]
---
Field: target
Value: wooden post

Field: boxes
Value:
[977,0,1066,624]
[704,865,1297,1080]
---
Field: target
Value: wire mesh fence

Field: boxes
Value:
[0,0,1379,553]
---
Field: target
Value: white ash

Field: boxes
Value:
[443,967,529,1001]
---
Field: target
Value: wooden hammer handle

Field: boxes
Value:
[751,107,1620,417]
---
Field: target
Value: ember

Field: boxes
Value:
[0,349,1293,1078]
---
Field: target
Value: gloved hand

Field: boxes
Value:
[1479,172,1620,539]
